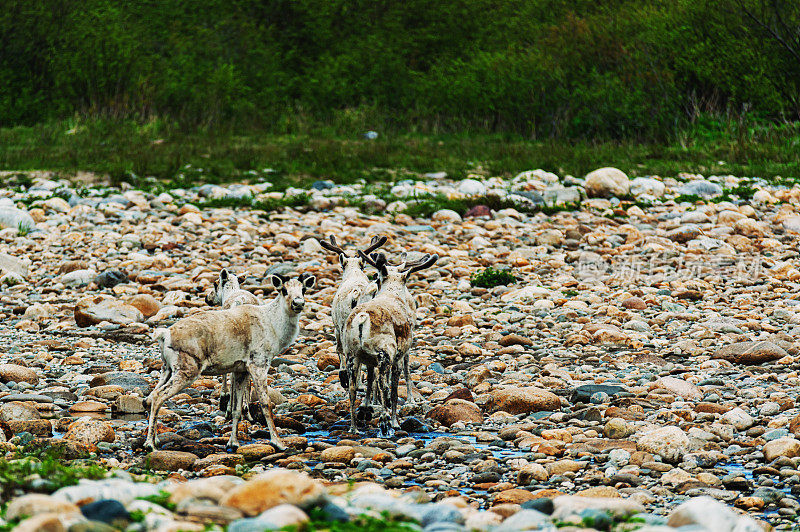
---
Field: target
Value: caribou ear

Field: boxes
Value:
[299,273,316,290]
[220,269,230,282]
[269,274,286,290]
[238,274,247,285]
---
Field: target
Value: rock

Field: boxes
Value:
[6,494,80,520]
[426,399,483,426]
[236,443,276,462]
[168,476,243,505]
[668,496,761,531]
[763,437,800,461]
[0,206,35,232]
[63,269,97,287]
[53,478,161,505]
[64,418,115,448]
[145,450,199,471]
[649,376,702,401]
[494,489,537,505]
[79,500,129,524]
[0,401,42,421]
[457,179,486,196]
[720,407,755,431]
[621,297,647,310]
[94,270,129,289]
[74,298,144,327]
[713,341,787,364]
[488,387,560,414]
[229,504,309,532]
[113,395,145,414]
[432,209,462,223]
[517,464,549,485]
[126,294,160,318]
[220,469,325,516]
[551,495,644,520]
[320,446,356,464]
[494,509,552,531]
[604,418,634,439]
[630,177,665,198]
[677,180,723,199]
[535,229,564,247]
[636,426,689,463]
[584,167,630,198]
[0,363,39,385]
[0,252,30,277]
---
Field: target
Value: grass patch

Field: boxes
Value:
[0,447,106,500]
[290,509,418,532]
[136,490,177,512]
[471,267,516,288]
[196,192,311,213]
[2,118,800,190]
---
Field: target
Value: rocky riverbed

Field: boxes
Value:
[0,167,799,531]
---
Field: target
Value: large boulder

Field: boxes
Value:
[74,297,144,327]
[713,341,787,365]
[488,387,561,415]
[636,426,689,463]
[220,469,325,516]
[0,363,39,385]
[584,167,630,198]
[64,418,115,448]
[426,399,484,427]
[0,206,35,232]
[763,437,800,462]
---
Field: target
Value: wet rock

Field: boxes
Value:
[426,399,483,426]
[320,446,356,464]
[145,450,199,471]
[0,363,39,385]
[64,418,115,448]
[763,437,800,461]
[488,387,560,414]
[80,500,129,525]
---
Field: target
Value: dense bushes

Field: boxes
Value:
[1,0,799,139]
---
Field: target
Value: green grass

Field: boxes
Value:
[2,118,800,190]
[0,447,107,500]
[471,267,516,288]
[288,510,418,532]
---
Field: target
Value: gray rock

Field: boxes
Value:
[494,509,553,531]
[678,180,723,199]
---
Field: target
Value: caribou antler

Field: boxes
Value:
[361,235,387,255]
[402,254,438,276]
[318,235,346,255]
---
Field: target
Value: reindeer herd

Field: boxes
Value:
[144,235,438,453]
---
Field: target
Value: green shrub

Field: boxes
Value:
[470,267,516,288]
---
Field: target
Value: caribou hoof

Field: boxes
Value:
[225,443,240,453]
[356,405,374,426]
[377,421,395,439]
[272,439,287,452]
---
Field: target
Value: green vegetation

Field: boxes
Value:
[1,1,800,187]
[137,490,177,512]
[3,0,800,140]
[0,447,106,500]
[2,119,800,187]
[471,267,517,288]
[288,510,418,532]
[197,193,311,212]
